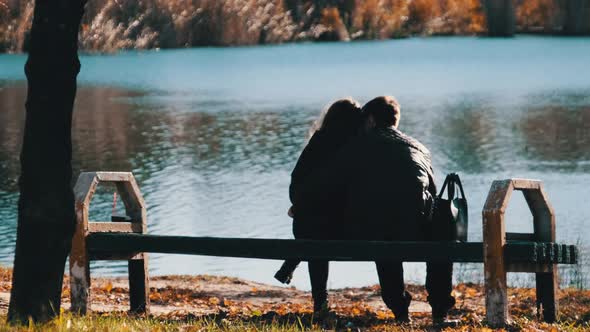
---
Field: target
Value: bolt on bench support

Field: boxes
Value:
[483,179,557,327]
[70,172,150,314]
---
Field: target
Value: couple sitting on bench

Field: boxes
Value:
[275,96,455,324]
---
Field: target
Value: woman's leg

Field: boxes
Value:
[274,219,308,284]
[274,259,300,284]
[309,260,329,312]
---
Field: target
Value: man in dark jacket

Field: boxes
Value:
[297,96,455,323]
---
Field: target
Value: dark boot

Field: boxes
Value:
[274,260,300,284]
[313,298,329,315]
[426,262,455,325]
[430,295,456,325]
[309,260,330,318]
[311,281,328,315]
[375,261,411,322]
[312,299,335,326]
[392,290,412,323]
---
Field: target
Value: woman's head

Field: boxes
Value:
[313,98,362,138]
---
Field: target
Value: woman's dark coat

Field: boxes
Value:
[289,130,349,240]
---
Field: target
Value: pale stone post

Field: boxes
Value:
[70,172,149,314]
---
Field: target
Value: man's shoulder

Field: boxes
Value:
[372,128,431,155]
[400,131,431,156]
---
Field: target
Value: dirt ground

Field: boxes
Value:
[0,268,588,330]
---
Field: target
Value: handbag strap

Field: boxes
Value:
[438,173,455,199]
[437,173,466,200]
[437,174,451,199]
[448,176,456,200]
[451,173,466,199]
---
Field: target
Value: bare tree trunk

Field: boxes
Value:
[484,0,515,37]
[563,0,587,35]
[7,0,86,324]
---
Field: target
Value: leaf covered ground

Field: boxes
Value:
[0,267,588,331]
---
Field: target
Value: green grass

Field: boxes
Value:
[0,314,320,332]
[2,313,589,332]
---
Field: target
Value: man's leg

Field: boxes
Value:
[426,262,455,320]
[309,260,329,312]
[376,261,412,321]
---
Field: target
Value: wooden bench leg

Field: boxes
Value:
[536,268,558,322]
[524,186,558,323]
[128,256,150,314]
[485,256,508,327]
[70,223,90,315]
[483,181,511,327]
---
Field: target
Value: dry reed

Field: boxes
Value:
[0,0,584,53]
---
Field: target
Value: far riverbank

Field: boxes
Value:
[2,0,590,53]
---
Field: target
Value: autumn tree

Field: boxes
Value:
[8,0,87,324]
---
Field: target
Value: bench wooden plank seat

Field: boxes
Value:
[86,233,578,265]
[69,172,580,328]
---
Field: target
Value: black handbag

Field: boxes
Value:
[432,173,468,242]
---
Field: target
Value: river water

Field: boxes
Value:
[0,36,589,290]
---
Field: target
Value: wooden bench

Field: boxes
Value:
[69,172,579,327]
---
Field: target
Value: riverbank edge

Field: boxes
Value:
[4,32,590,56]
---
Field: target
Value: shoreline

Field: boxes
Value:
[2,33,590,55]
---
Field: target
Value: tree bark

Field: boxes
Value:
[484,0,515,37]
[7,0,86,324]
[563,0,587,35]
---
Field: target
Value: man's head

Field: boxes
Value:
[361,96,401,130]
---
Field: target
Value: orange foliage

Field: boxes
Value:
[406,0,441,33]
[438,0,486,34]
[351,0,409,39]
[517,0,559,32]
[320,7,343,29]
[312,7,350,40]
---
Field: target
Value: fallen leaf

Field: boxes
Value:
[102,282,113,293]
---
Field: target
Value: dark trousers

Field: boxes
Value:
[308,260,329,310]
[287,218,332,310]
[376,261,454,318]
[277,259,329,310]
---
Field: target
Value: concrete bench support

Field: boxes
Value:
[70,172,150,314]
[483,179,557,327]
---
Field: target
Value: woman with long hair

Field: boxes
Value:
[274,98,363,315]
